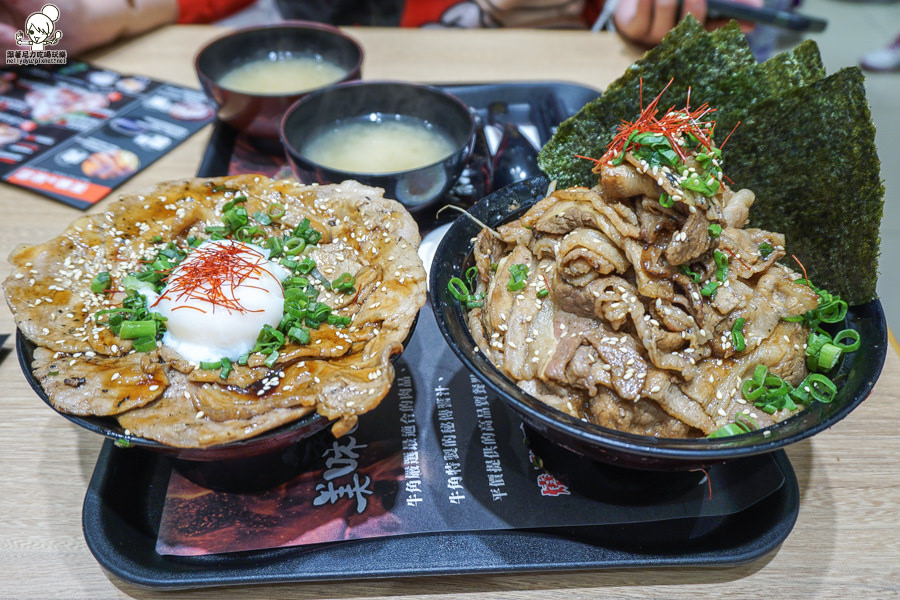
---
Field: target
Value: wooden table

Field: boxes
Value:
[1,25,898,599]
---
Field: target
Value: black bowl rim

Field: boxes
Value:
[430,175,889,464]
[194,20,364,99]
[279,79,477,177]
[15,330,331,460]
[15,309,420,461]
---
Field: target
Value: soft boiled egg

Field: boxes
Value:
[144,239,288,363]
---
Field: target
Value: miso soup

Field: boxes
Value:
[219,56,346,95]
[302,115,456,173]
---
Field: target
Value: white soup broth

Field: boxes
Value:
[219,56,346,95]
[302,116,455,173]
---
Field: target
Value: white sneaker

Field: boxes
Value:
[860,35,900,72]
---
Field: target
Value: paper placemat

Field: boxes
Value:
[156,303,785,557]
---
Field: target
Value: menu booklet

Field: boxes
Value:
[0,60,214,209]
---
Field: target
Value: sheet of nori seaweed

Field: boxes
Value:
[537,22,829,190]
[702,39,825,138]
[724,67,883,305]
[537,25,883,302]
[538,18,756,189]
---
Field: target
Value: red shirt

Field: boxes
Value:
[176,0,258,24]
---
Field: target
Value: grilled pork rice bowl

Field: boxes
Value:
[4,175,426,449]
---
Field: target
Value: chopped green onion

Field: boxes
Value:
[832,328,861,352]
[310,268,331,289]
[537,288,550,298]
[758,242,774,259]
[700,280,720,298]
[708,223,722,238]
[731,318,746,352]
[219,357,233,379]
[507,264,529,292]
[90,272,111,294]
[741,364,838,414]
[708,423,747,438]
[305,302,332,327]
[131,336,157,353]
[222,206,249,231]
[267,203,285,219]
[118,320,156,339]
[448,278,469,301]
[448,277,484,309]
[265,350,280,368]
[235,224,262,242]
[681,174,720,197]
[293,218,322,245]
[465,266,479,287]
[252,210,273,226]
[679,264,701,284]
[287,325,311,345]
[816,343,843,371]
[284,237,307,256]
[252,325,284,355]
[265,236,284,258]
[327,314,352,327]
[659,191,673,208]
[708,414,757,438]
[296,256,316,274]
[200,360,222,370]
[714,250,729,282]
[221,194,247,212]
[803,373,838,403]
[742,364,788,403]
[332,272,356,293]
[817,298,848,324]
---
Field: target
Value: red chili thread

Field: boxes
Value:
[691,466,713,500]
[599,78,720,167]
[152,242,278,313]
[541,272,552,294]
[792,254,810,286]
[723,247,751,271]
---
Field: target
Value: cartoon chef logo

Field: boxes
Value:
[15,4,63,52]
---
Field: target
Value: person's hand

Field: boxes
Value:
[613,0,764,47]
[0,0,177,57]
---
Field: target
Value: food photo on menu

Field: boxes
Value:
[0,60,214,207]
[0,7,890,592]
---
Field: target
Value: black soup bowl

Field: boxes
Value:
[430,176,888,471]
[16,308,420,492]
[281,80,475,213]
[195,21,363,139]
[16,330,331,492]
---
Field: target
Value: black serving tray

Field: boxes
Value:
[83,440,798,589]
[80,82,801,588]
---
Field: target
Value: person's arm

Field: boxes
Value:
[0,0,257,57]
[71,0,180,53]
